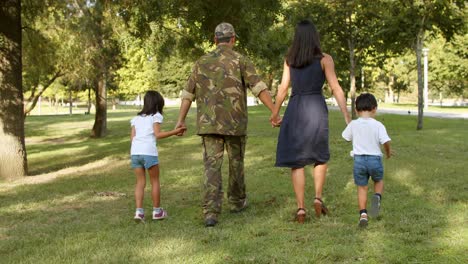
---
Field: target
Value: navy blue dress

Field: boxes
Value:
[275,59,329,168]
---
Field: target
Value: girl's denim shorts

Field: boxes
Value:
[131,155,159,169]
[353,155,383,186]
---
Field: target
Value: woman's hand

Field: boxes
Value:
[270,113,282,127]
[345,114,351,125]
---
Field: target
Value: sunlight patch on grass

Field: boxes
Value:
[439,203,467,247]
[39,122,91,137]
[178,152,202,161]
[3,108,465,262]
[344,179,356,192]
[145,237,198,260]
[26,136,87,145]
[390,168,424,195]
[107,116,136,122]
[28,145,89,159]
[0,192,90,213]
[244,152,272,166]
[0,158,127,191]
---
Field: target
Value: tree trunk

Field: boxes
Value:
[91,73,107,137]
[112,96,116,110]
[397,86,401,103]
[54,94,59,114]
[69,88,72,115]
[90,2,107,137]
[87,85,91,114]
[385,75,395,103]
[348,39,357,119]
[416,31,424,130]
[361,67,365,92]
[0,0,28,180]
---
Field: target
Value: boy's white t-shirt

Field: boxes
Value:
[342,117,391,156]
[130,113,163,156]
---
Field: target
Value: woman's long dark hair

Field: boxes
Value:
[286,20,323,68]
[138,90,165,115]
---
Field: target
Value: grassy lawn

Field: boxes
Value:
[1,106,467,263]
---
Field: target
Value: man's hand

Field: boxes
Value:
[270,114,282,127]
[175,121,186,136]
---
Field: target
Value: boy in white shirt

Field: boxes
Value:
[342,93,392,228]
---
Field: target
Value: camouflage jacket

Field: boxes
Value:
[181,45,267,136]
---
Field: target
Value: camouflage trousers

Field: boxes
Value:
[201,135,246,216]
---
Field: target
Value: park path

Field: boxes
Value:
[151,98,468,119]
[371,107,467,119]
[328,106,468,119]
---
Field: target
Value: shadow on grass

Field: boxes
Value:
[328,113,467,262]
[2,106,465,262]
[25,108,200,176]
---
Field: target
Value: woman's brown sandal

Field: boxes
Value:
[296,208,306,223]
[314,197,329,217]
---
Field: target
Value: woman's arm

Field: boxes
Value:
[322,54,351,124]
[154,123,186,140]
[271,61,291,125]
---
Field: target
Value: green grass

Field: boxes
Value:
[1,106,467,263]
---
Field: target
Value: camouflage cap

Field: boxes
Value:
[214,22,236,39]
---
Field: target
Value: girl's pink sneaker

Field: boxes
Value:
[152,209,167,220]
[134,212,145,223]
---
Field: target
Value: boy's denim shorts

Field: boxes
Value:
[353,155,383,186]
[131,155,159,169]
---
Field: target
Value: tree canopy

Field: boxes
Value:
[16,0,468,127]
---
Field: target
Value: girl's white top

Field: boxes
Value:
[342,117,391,156]
[130,113,163,156]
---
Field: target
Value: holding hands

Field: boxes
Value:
[175,121,187,136]
[270,113,282,127]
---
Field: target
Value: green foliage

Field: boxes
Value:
[156,54,192,98]
[428,34,468,98]
[116,38,158,97]
[22,26,57,92]
[381,0,465,48]
[22,1,66,94]
[22,0,468,108]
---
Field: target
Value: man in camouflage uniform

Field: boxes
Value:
[176,22,276,227]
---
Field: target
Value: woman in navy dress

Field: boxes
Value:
[270,20,350,223]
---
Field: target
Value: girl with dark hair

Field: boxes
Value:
[130,90,186,222]
[270,20,351,223]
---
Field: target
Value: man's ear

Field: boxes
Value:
[214,36,218,44]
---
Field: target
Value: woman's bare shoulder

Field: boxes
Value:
[320,53,334,69]
[321,53,334,62]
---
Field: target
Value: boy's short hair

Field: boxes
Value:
[355,93,378,112]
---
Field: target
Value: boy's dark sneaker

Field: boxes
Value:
[359,213,368,228]
[204,213,218,227]
[369,194,381,218]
